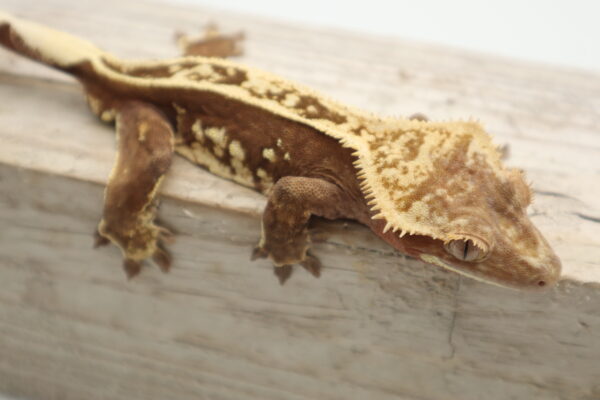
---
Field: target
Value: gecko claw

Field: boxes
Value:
[273,265,293,285]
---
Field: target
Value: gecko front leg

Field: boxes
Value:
[95,101,175,278]
[252,176,357,284]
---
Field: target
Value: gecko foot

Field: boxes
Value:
[175,22,245,58]
[120,244,171,279]
[96,221,174,278]
[271,254,321,285]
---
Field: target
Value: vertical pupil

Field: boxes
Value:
[463,240,469,259]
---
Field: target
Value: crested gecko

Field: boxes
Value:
[0,12,561,289]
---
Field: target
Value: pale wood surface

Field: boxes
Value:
[0,1,599,399]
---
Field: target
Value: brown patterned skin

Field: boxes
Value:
[0,13,561,289]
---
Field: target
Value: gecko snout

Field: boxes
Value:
[529,255,561,289]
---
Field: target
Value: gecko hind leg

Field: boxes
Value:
[175,22,244,58]
[95,101,175,278]
[251,176,352,284]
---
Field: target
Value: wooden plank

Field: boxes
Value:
[0,1,599,399]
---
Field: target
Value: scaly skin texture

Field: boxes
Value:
[0,12,561,289]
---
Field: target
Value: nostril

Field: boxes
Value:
[538,280,546,287]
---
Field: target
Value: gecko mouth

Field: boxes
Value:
[419,254,514,289]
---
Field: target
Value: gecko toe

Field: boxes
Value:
[123,259,143,279]
[153,245,172,273]
[499,143,511,160]
[251,246,268,261]
[273,265,293,285]
[157,226,176,244]
[300,252,322,278]
[93,230,110,248]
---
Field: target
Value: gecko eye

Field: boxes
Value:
[445,239,485,262]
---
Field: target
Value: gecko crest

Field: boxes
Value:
[80,57,514,245]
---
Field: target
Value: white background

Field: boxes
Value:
[172,0,599,72]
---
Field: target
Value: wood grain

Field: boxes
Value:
[0,1,599,399]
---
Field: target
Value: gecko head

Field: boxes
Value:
[376,166,561,290]
[363,120,561,290]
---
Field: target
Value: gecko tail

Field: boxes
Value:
[0,11,105,70]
